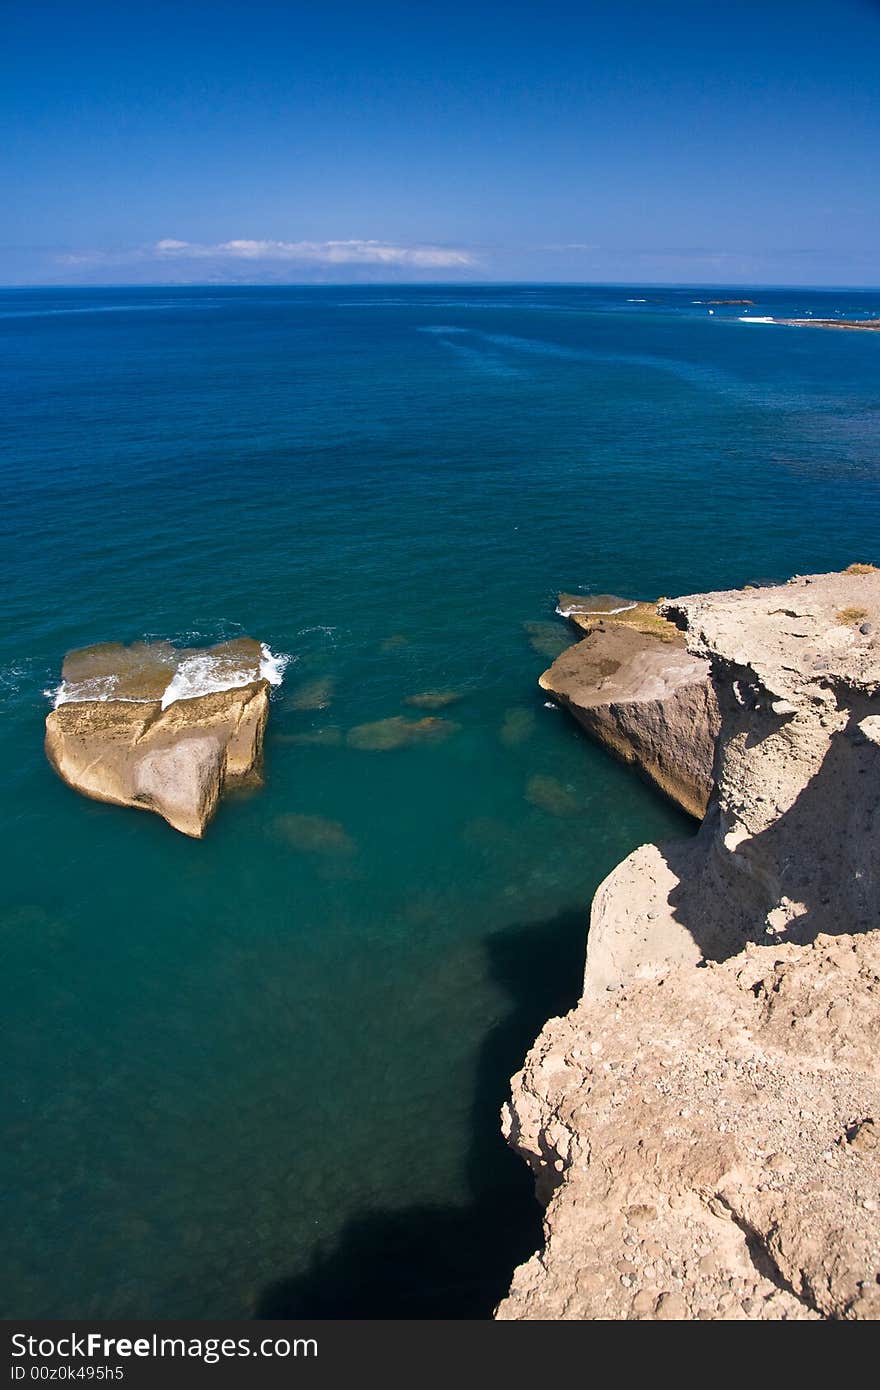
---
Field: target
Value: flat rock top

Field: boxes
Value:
[56,637,265,707]
[558,594,685,645]
[558,593,639,617]
[662,567,880,699]
[541,625,709,707]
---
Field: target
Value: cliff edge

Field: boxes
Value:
[500,567,880,1319]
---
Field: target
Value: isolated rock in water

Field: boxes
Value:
[498,931,880,1321]
[45,639,275,837]
[540,624,718,818]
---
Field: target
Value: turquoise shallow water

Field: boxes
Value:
[2,285,879,1317]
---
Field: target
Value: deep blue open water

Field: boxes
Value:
[2,284,878,1317]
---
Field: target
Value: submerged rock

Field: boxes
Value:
[523,620,573,660]
[525,773,582,817]
[499,707,536,747]
[402,690,462,709]
[274,813,355,855]
[275,727,343,747]
[540,624,718,818]
[285,676,335,711]
[346,715,458,750]
[45,639,275,837]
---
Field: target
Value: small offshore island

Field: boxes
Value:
[500,564,880,1320]
[45,638,283,836]
[776,319,880,331]
[760,318,880,331]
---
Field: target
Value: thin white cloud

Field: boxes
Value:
[61,238,476,269]
[536,242,600,252]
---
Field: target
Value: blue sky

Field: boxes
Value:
[4,0,879,286]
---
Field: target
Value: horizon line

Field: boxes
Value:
[3,279,880,293]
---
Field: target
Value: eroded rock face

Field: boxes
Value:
[539,626,718,819]
[498,932,880,1321]
[660,568,880,947]
[584,568,880,998]
[502,569,880,1320]
[45,639,273,837]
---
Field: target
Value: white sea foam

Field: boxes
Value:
[1,662,30,698]
[259,643,289,687]
[48,643,289,710]
[160,643,288,708]
[738,316,775,324]
[160,656,243,709]
[555,600,638,618]
[46,675,144,708]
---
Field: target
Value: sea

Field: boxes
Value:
[1,283,878,1317]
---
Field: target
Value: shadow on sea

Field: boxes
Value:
[255,906,587,1319]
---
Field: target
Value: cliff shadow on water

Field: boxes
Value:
[256,906,588,1319]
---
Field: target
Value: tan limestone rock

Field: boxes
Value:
[540,625,719,819]
[501,568,880,1321]
[45,640,271,837]
[557,593,684,644]
[498,932,880,1321]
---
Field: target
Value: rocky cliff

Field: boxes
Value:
[539,620,718,819]
[500,567,880,1319]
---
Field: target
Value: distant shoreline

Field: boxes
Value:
[768,317,880,332]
